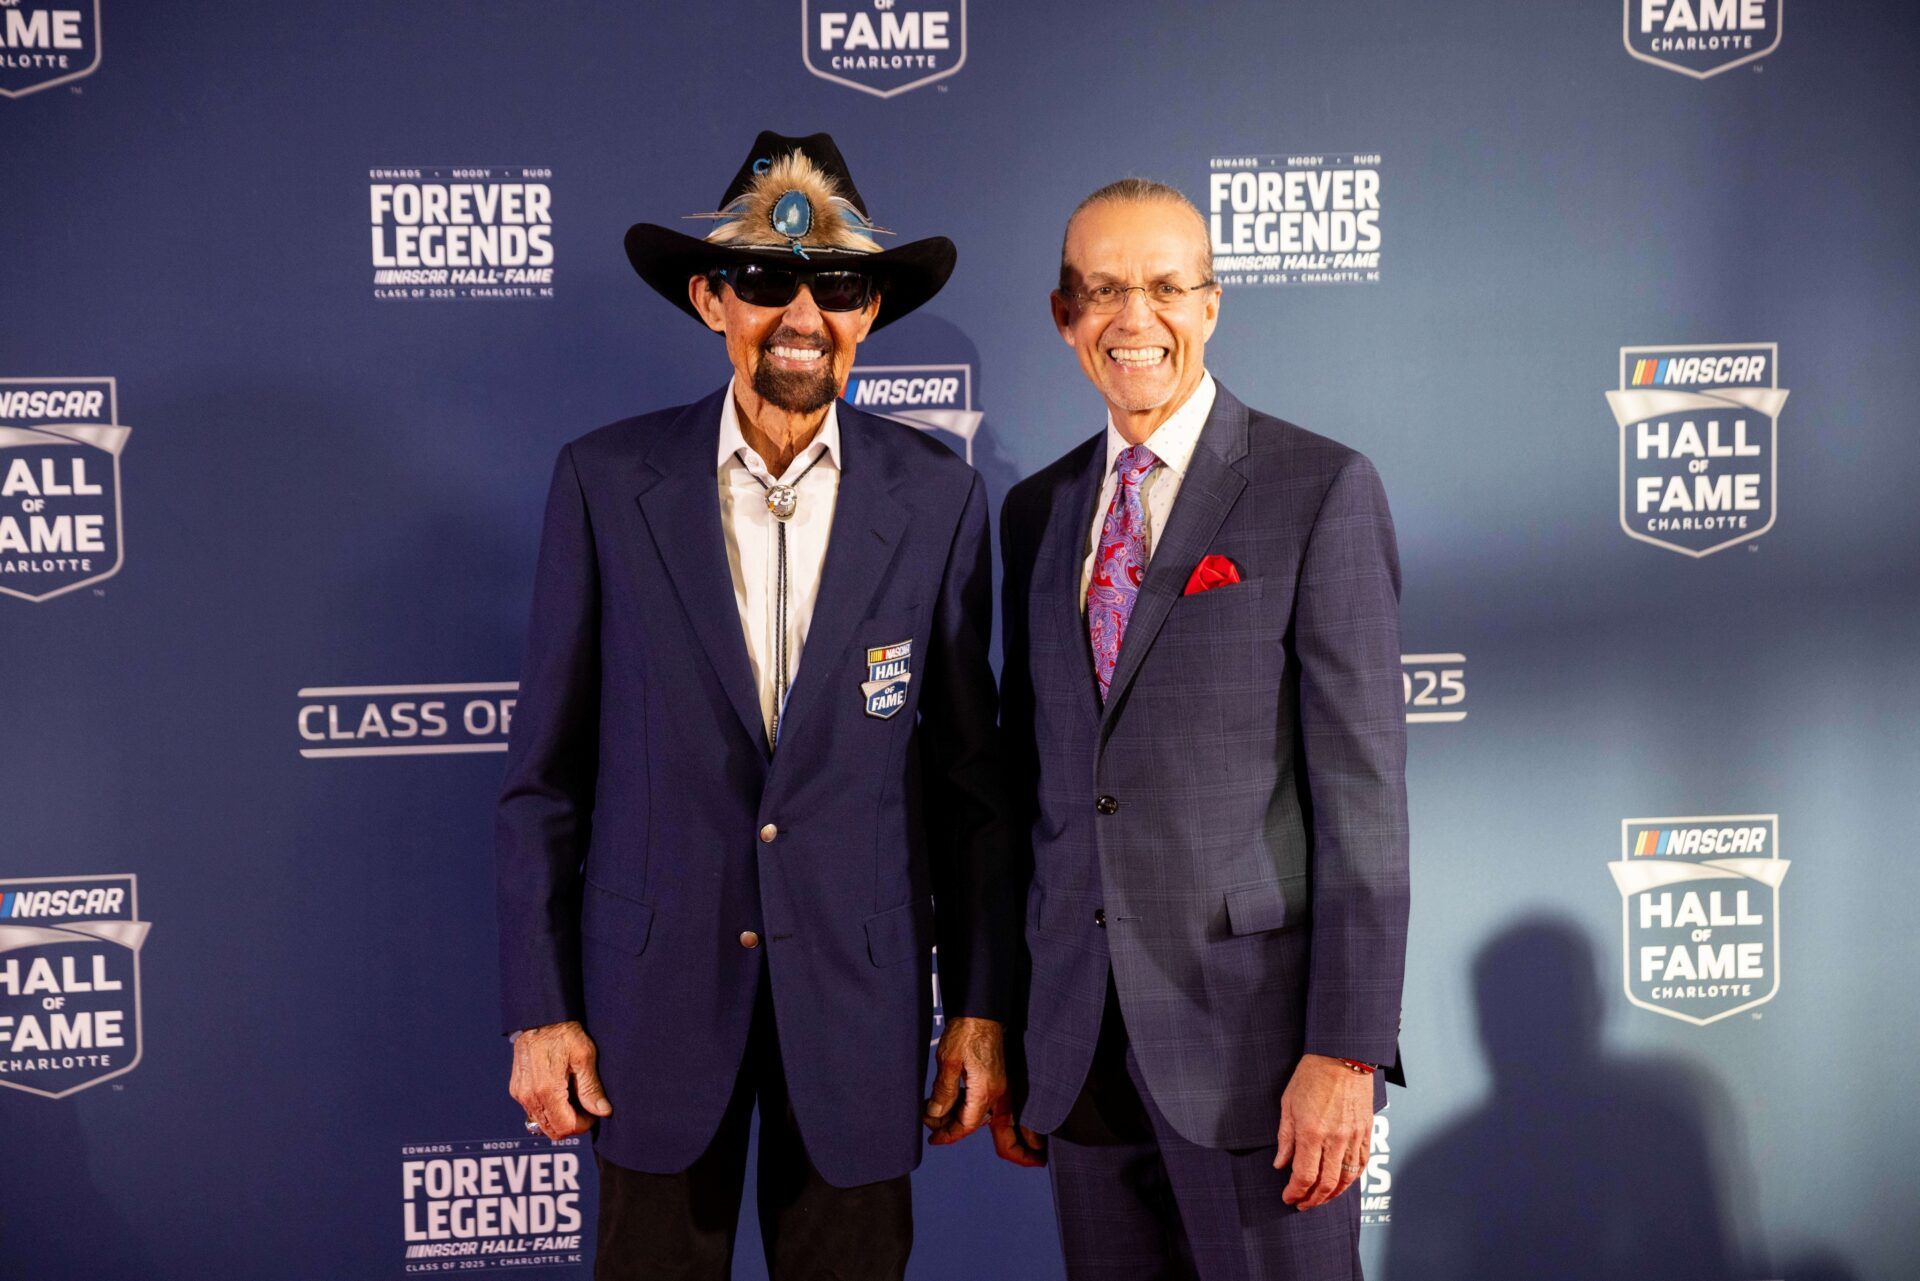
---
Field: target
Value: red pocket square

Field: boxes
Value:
[1183,554,1242,596]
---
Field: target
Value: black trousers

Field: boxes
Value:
[593,973,912,1281]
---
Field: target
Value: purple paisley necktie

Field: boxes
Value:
[1087,443,1159,702]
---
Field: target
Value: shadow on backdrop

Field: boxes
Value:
[1386,917,1756,1281]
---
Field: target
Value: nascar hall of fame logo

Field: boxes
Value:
[401,1135,586,1269]
[369,167,555,300]
[296,682,517,759]
[1607,344,1784,557]
[1207,154,1382,287]
[1359,1113,1392,1226]
[1401,652,1466,725]
[0,0,101,99]
[1609,815,1788,1025]
[844,364,983,463]
[0,875,149,1099]
[1,376,127,603]
[1625,0,1781,79]
[803,0,965,98]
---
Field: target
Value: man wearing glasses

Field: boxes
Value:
[496,132,1018,1280]
[996,179,1410,1279]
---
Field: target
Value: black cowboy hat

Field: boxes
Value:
[623,131,955,330]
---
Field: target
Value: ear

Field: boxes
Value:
[689,274,727,333]
[1050,291,1075,345]
[1200,283,1221,343]
[848,291,881,345]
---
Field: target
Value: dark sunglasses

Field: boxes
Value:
[710,262,876,312]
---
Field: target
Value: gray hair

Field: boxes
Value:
[1058,177,1212,291]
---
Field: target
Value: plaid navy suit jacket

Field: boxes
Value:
[1002,382,1409,1149]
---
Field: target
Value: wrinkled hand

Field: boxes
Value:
[509,1020,613,1142]
[923,1016,1007,1146]
[1275,1054,1373,1210]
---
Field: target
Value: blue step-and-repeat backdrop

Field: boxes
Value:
[5,2,1918,1278]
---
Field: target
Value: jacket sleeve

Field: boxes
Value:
[919,472,1020,1025]
[495,442,600,1035]
[1294,453,1410,1071]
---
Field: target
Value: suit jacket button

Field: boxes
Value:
[759,823,778,843]
[739,930,760,949]
[1095,795,1119,815]
[1094,908,1106,927]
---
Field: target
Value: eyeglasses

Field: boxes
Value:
[710,263,876,312]
[1062,279,1217,314]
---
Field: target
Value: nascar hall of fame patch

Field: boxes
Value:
[1,376,127,603]
[1360,1113,1392,1226]
[0,874,149,1099]
[1609,815,1787,1026]
[803,0,965,98]
[1608,343,1784,557]
[1207,154,1382,287]
[0,0,101,99]
[844,364,983,463]
[296,682,518,759]
[1401,652,1466,725]
[369,167,555,301]
[1625,0,1781,79]
[401,1136,586,1270]
[862,639,911,719]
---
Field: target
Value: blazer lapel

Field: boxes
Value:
[634,390,767,753]
[769,409,908,751]
[1034,435,1108,725]
[1100,386,1251,725]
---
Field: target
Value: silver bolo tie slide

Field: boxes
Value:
[745,449,825,748]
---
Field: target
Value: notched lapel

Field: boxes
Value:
[1101,390,1251,724]
[769,417,908,752]
[634,392,768,753]
[1034,438,1108,724]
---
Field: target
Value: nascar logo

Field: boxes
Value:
[845,364,984,463]
[1,376,129,602]
[1624,0,1782,79]
[803,0,966,99]
[0,874,149,1099]
[1606,343,1785,558]
[1609,816,1788,1025]
[0,0,102,99]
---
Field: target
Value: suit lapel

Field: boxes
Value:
[770,408,908,752]
[634,390,767,753]
[1034,435,1108,725]
[1100,386,1250,725]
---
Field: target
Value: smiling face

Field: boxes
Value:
[690,268,880,415]
[1052,197,1221,439]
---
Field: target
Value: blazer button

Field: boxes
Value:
[1095,795,1119,815]
[759,823,778,843]
[1094,908,1106,927]
[739,930,760,949]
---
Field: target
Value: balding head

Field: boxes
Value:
[1059,177,1211,292]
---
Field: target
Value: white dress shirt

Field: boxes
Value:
[716,378,842,744]
[1079,373,1218,606]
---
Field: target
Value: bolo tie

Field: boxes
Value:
[740,446,828,749]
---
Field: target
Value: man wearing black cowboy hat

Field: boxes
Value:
[494,132,1021,1280]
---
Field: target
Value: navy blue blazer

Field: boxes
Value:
[496,387,1016,1188]
[1001,383,1410,1149]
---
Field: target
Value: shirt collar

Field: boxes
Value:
[1102,372,1217,479]
[717,376,842,482]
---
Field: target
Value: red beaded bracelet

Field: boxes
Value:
[1339,1059,1377,1074]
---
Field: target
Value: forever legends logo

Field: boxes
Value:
[0,874,150,1098]
[1,376,128,602]
[803,0,964,98]
[1607,343,1784,557]
[0,0,101,99]
[1624,0,1781,79]
[1609,815,1787,1025]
